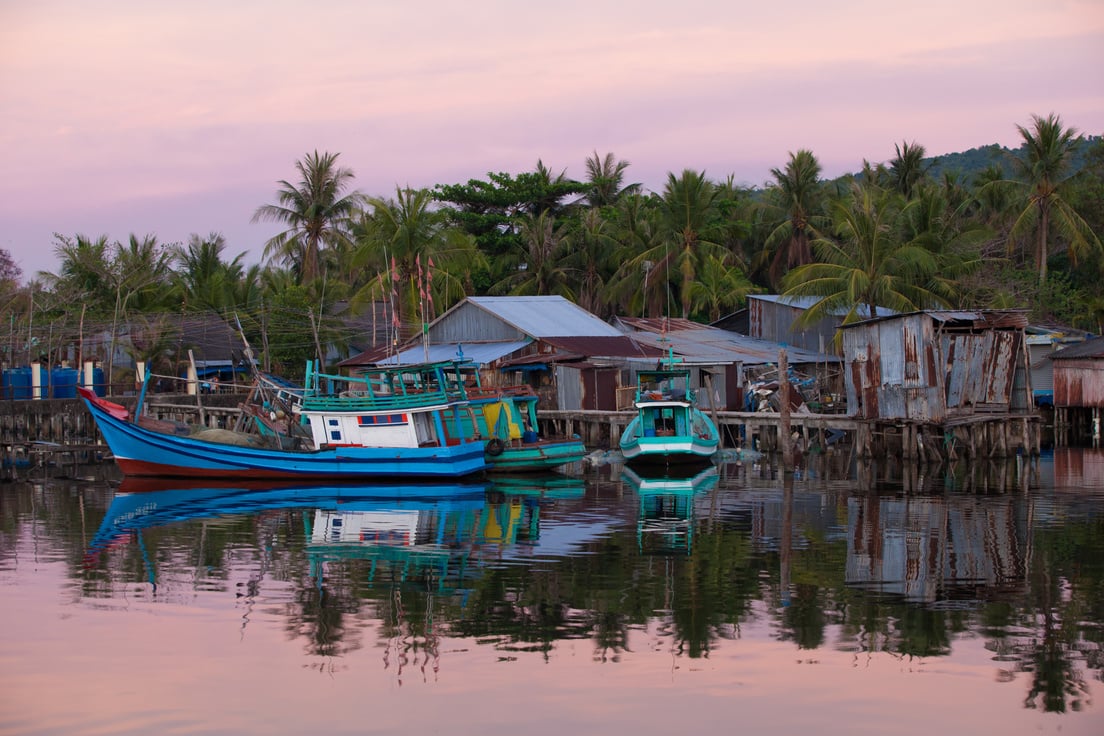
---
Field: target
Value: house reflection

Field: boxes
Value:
[844,495,1026,602]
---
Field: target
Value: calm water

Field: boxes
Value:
[2,449,1103,736]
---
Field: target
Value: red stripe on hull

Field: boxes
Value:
[114,458,385,480]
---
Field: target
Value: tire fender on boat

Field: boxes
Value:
[486,438,506,456]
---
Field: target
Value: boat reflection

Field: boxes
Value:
[488,472,586,500]
[87,477,546,582]
[623,465,719,554]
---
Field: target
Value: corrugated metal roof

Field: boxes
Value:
[841,309,1028,330]
[542,335,662,358]
[1048,335,1104,360]
[617,316,705,333]
[623,324,838,365]
[369,340,532,367]
[465,296,623,337]
[750,294,897,318]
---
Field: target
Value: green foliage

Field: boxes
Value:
[13,116,1104,370]
[260,285,318,381]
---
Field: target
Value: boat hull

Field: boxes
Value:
[487,438,587,472]
[619,407,720,468]
[619,434,719,467]
[79,389,488,480]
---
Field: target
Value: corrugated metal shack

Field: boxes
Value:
[1025,326,1089,407]
[1049,335,1104,446]
[746,295,896,355]
[840,310,1040,460]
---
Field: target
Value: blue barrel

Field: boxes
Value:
[92,366,106,397]
[2,368,32,400]
[50,367,79,399]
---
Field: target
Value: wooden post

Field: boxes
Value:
[188,349,206,427]
[780,349,793,471]
[704,372,724,450]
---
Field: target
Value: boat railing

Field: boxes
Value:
[634,387,696,403]
[301,389,462,412]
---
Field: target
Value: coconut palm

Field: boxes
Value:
[174,233,246,313]
[759,149,826,290]
[45,234,115,316]
[253,151,361,285]
[608,192,665,317]
[1007,114,1101,284]
[583,151,640,208]
[782,182,946,326]
[654,169,729,318]
[888,141,929,199]
[351,187,484,338]
[686,253,759,322]
[898,186,989,308]
[493,210,574,299]
[566,207,619,316]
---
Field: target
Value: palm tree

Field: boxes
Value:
[687,254,759,322]
[566,207,619,316]
[656,169,729,318]
[45,234,115,316]
[583,151,640,208]
[898,186,989,308]
[760,149,826,290]
[782,182,946,326]
[493,210,574,298]
[1008,114,1100,284]
[608,192,665,317]
[888,141,929,199]
[174,233,246,313]
[351,187,484,338]
[253,151,361,285]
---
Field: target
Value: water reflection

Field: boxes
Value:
[624,465,719,554]
[4,453,1104,719]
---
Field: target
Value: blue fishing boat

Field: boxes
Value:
[618,361,720,468]
[78,359,488,480]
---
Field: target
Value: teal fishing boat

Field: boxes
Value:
[618,356,720,468]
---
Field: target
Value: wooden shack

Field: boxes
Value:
[840,310,1039,459]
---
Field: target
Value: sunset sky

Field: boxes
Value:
[2,0,1102,279]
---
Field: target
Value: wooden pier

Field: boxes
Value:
[2,395,1044,479]
[539,409,1042,461]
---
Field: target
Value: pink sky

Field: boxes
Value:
[2,0,1102,280]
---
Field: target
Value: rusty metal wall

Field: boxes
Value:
[1054,361,1104,408]
[843,314,945,421]
[944,331,1019,411]
[843,313,1026,421]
